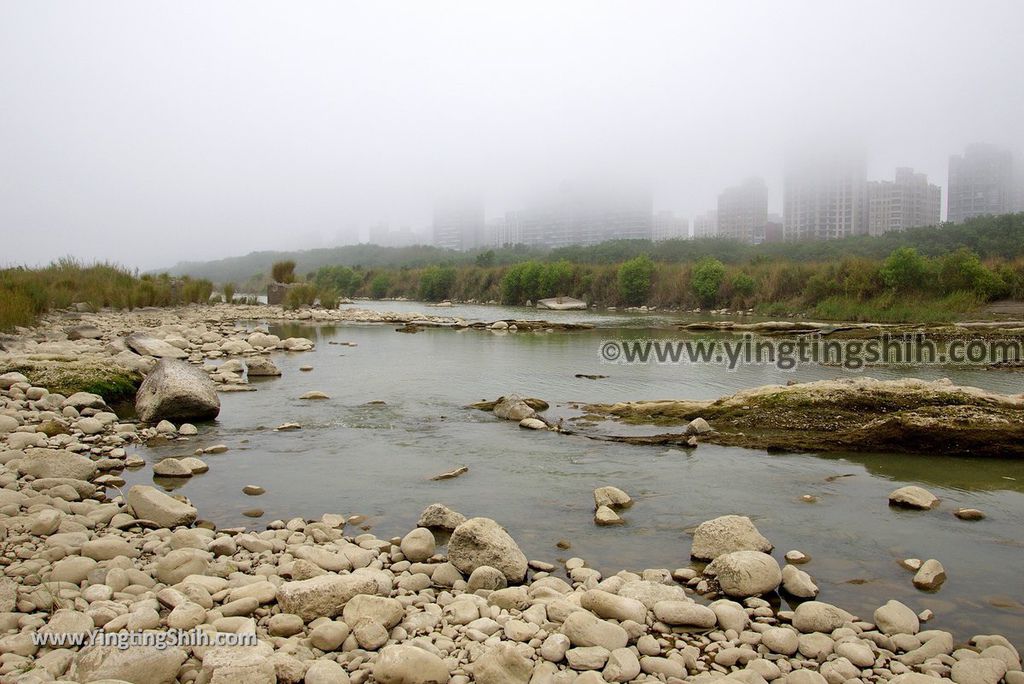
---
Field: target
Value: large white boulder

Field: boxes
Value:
[690,515,773,560]
[126,485,197,528]
[126,332,189,359]
[705,550,782,598]
[135,359,220,423]
[448,517,528,583]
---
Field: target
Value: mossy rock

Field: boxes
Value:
[0,360,142,403]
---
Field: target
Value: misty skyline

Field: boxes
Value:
[2,1,1022,270]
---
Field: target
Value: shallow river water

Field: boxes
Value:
[127,303,1024,646]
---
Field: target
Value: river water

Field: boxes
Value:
[127,302,1024,645]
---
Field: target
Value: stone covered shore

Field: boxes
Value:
[0,305,1020,683]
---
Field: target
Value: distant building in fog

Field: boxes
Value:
[784,151,867,240]
[867,167,941,235]
[717,177,768,244]
[652,211,689,241]
[947,143,1016,224]
[763,220,783,243]
[692,210,718,238]
[369,222,422,247]
[500,184,652,248]
[488,216,520,247]
[433,197,485,251]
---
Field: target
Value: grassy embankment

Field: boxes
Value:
[0,259,214,333]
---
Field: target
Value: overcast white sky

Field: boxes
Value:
[1,1,1022,270]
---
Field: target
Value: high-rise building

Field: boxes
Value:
[867,167,941,235]
[692,211,718,238]
[947,143,1015,224]
[652,211,689,241]
[783,151,867,241]
[433,197,485,251]
[369,222,422,247]
[504,184,652,248]
[717,177,768,244]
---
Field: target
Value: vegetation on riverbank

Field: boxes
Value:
[5,215,1024,329]
[0,260,215,332]
[167,212,1024,284]
[231,214,1024,322]
[290,244,1018,323]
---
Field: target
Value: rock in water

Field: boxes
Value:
[705,550,782,597]
[913,559,947,590]
[781,564,819,598]
[888,485,939,510]
[417,503,467,531]
[245,356,281,376]
[493,395,537,421]
[518,417,547,430]
[448,517,528,583]
[594,506,624,526]
[593,486,632,509]
[690,515,773,561]
[135,359,220,423]
[153,458,193,478]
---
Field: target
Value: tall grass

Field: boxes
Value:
[0,259,215,332]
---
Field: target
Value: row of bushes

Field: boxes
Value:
[0,259,215,332]
[287,246,1023,322]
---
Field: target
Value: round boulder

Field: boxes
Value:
[690,515,773,561]
[888,485,939,510]
[448,517,528,583]
[135,359,220,423]
[705,550,782,598]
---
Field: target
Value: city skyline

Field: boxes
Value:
[3,2,1022,269]
[413,142,1019,250]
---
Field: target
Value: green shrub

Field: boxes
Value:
[272,260,296,284]
[691,257,726,307]
[313,265,358,295]
[181,278,214,304]
[617,255,655,306]
[418,266,457,301]
[881,247,930,291]
[370,273,391,298]
[283,283,317,310]
[0,291,37,331]
[318,288,340,309]
[223,282,236,303]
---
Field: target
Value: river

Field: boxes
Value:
[125,302,1024,646]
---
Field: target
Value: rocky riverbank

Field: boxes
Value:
[578,378,1024,458]
[0,304,1021,683]
[0,371,1022,683]
[0,303,593,399]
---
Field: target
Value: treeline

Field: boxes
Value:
[294,246,1024,323]
[167,213,1024,284]
[0,259,215,331]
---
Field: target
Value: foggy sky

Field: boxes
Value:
[2,1,1022,270]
